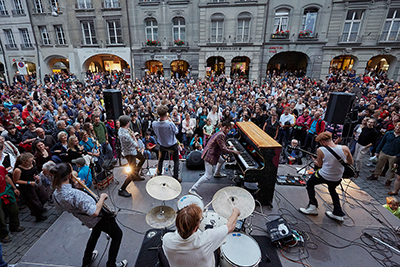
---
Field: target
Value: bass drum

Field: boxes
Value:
[220,233,261,267]
[199,210,227,231]
[177,194,204,211]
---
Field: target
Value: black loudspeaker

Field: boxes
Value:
[104,89,123,121]
[325,92,355,125]
[186,151,204,170]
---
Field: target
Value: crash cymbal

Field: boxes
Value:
[212,186,255,220]
[146,175,182,201]
[146,206,176,229]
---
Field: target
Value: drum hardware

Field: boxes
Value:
[146,175,182,201]
[212,186,255,220]
[199,210,228,231]
[145,205,176,229]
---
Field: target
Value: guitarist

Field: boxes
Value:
[52,163,127,267]
[299,132,353,222]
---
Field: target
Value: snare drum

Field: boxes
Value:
[199,210,227,231]
[177,194,204,211]
[220,233,261,267]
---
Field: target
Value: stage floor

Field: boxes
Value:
[17,162,400,267]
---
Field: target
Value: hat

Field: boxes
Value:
[134,132,140,136]
[72,157,86,166]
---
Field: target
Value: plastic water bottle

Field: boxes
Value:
[165,163,169,173]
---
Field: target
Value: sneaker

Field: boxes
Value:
[10,226,25,232]
[188,189,202,200]
[118,189,132,198]
[366,174,378,180]
[214,173,227,178]
[366,162,375,167]
[91,250,98,264]
[116,259,128,267]
[0,236,11,243]
[325,211,344,222]
[299,204,318,215]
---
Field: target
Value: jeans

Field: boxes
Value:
[278,128,291,147]
[101,142,113,160]
[82,217,122,267]
[304,133,317,153]
[157,143,179,179]
[0,201,19,238]
[19,184,47,219]
[0,243,7,267]
[191,156,224,192]
[306,173,344,216]
[375,152,397,181]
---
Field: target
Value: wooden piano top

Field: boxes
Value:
[236,121,282,149]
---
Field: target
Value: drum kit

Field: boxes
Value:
[145,176,262,267]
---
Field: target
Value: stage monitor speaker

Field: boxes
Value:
[325,92,355,125]
[104,89,123,121]
[186,151,204,170]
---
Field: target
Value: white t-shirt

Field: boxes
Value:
[163,225,229,267]
[279,113,295,126]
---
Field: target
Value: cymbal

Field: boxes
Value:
[146,206,176,229]
[146,175,182,201]
[212,186,255,220]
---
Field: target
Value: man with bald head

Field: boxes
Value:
[36,128,56,149]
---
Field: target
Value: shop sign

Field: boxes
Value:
[154,55,178,61]
[216,47,240,51]
[269,46,283,53]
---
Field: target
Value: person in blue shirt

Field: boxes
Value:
[73,157,92,188]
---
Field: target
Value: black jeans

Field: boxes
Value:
[306,173,345,216]
[82,217,123,267]
[19,184,47,219]
[304,133,317,153]
[121,153,145,190]
[0,201,19,238]
[157,143,179,179]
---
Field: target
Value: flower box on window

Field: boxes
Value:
[174,39,185,46]
[146,39,160,46]
[271,30,289,39]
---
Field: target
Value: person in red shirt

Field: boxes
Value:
[21,104,33,124]
[1,108,12,127]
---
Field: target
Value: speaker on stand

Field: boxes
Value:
[325,92,355,125]
[104,89,123,121]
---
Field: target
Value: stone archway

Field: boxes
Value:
[268,52,309,74]
[230,56,250,78]
[366,55,397,77]
[82,54,129,73]
[330,55,357,71]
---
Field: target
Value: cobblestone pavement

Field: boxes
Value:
[2,157,397,265]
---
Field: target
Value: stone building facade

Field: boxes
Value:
[0,0,399,82]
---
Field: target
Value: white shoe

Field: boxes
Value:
[116,259,128,267]
[91,250,98,263]
[325,211,344,222]
[299,204,318,215]
[188,189,203,200]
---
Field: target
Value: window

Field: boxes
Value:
[211,13,224,43]
[104,0,119,8]
[107,20,122,44]
[0,0,7,16]
[4,30,16,48]
[34,0,44,13]
[301,8,318,36]
[145,19,158,41]
[54,25,66,45]
[50,0,59,12]
[39,26,50,45]
[341,10,363,42]
[77,0,92,9]
[19,28,32,48]
[274,9,289,32]
[81,21,97,45]
[13,0,24,15]
[237,13,251,42]
[381,9,400,41]
[172,17,185,42]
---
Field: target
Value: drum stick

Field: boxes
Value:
[224,190,235,208]
[204,197,217,211]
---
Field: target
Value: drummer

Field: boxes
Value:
[163,204,240,267]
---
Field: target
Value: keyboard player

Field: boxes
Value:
[189,121,239,199]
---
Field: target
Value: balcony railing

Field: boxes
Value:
[75,2,94,10]
[11,9,25,16]
[338,34,362,44]
[5,44,18,50]
[378,33,400,43]
[21,43,34,50]
[102,1,121,8]
[0,10,8,16]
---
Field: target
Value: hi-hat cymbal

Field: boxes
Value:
[146,175,182,201]
[146,206,176,229]
[212,186,255,220]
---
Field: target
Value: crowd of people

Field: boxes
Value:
[0,66,400,264]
